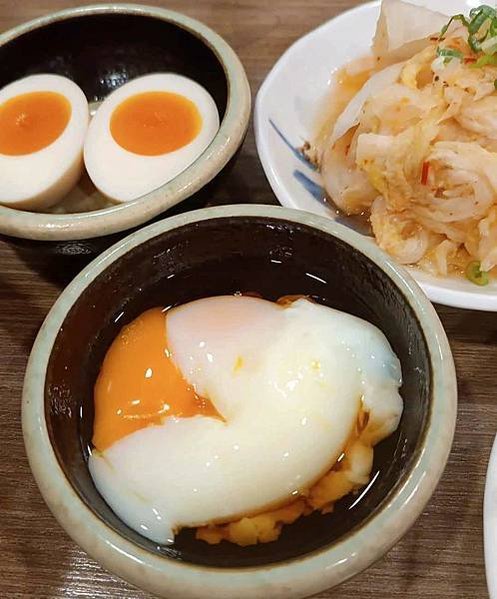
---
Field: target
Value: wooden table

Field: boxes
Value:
[0,0,493,597]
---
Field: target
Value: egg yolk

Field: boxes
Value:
[0,91,71,156]
[110,91,202,156]
[92,307,220,452]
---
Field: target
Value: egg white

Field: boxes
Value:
[89,296,403,544]
[83,73,220,203]
[0,74,89,211]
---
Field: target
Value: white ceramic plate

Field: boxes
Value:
[254,0,497,311]
[485,435,497,599]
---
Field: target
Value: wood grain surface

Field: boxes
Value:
[0,1,493,597]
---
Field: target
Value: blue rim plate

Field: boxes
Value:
[254,0,497,311]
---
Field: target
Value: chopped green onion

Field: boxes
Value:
[468,6,496,34]
[466,261,490,286]
[481,34,497,53]
[469,33,483,53]
[474,53,497,67]
[440,6,497,71]
[436,47,463,59]
[470,5,492,19]
[439,14,469,39]
[436,47,463,64]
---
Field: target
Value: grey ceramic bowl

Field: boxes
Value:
[0,4,250,255]
[22,205,457,598]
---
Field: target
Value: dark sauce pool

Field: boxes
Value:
[45,216,430,568]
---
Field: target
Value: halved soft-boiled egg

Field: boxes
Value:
[0,74,89,210]
[83,73,220,203]
[89,295,403,545]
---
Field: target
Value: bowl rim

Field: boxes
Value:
[22,204,457,599]
[0,3,251,242]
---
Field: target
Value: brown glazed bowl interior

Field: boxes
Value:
[46,211,428,566]
[0,10,227,115]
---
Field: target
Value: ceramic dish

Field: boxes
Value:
[0,3,250,255]
[485,434,497,598]
[22,204,457,598]
[254,0,497,311]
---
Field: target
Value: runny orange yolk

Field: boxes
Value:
[92,307,220,452]
[110,91,202,156]
[0,91,71,156]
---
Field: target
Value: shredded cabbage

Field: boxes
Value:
[315,1,497,283]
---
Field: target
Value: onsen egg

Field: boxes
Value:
[83,74,220,203]
[89,296,403,545]
[0,74,89,210]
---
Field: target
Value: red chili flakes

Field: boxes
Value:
[421,162,430,185]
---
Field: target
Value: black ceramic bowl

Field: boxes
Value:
[0,4,250,256]
[22,205,457,598]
